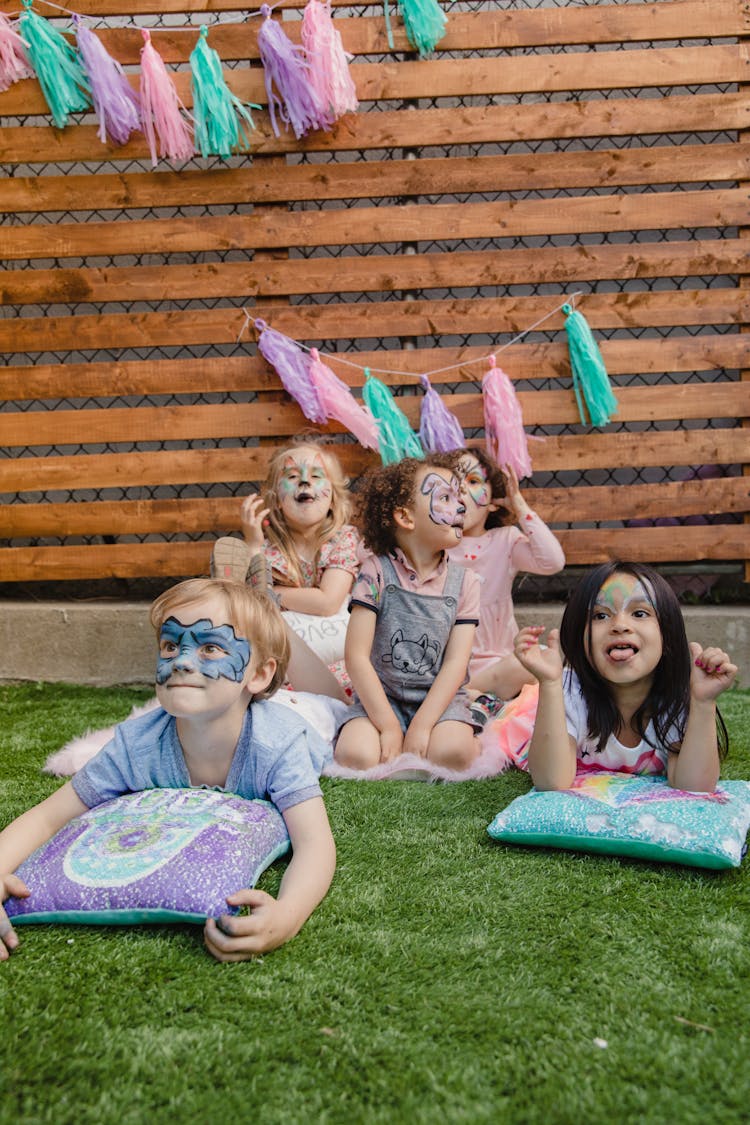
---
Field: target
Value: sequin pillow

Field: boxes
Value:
[487,773,750,869]
[5,788,290,925]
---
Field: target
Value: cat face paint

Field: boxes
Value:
[277,454,332,503]
[156,617,251,685]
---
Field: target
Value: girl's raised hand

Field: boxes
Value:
[689,642,737,702]
[514,626,563,683]
[504,463,530,520]
[240,494,270,553]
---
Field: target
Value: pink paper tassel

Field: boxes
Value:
[139,28,193,167]
[301,0,358,119]
[308,349,379,450]
[418,373,464,453]
[257,4,333,139]
[74,16,140,145]
[256,320,326,424]
[0,12,33,92]
[482,357,532,480]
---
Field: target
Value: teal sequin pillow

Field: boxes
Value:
[487,773,750,869]
[5,788,290,926]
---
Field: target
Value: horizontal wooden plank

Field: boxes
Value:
[556,524,750,565]
[0,2,742,57]
[2,336,746,402]
[2,383,748,448]
[3,238,747,305]
[5,45,744,118]
[4,143,747,214]
[1,290,746,354]
[4,518,749,581]
[5,188,747,261]
[2,428,745,494]
[2,92,746,164]
[4,478,748,538]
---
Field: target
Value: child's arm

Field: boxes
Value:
[402,623,476,757]
[514,626,578,790]
[276,566,354,618]
[345,604,403,761]
[504,464,565,574]
[0,781,88,960]
[203,796,335,960]
[668,643,737,793]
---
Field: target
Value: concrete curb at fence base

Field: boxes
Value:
[1,600,748,689]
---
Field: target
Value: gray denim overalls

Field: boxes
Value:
[341,553,479,733]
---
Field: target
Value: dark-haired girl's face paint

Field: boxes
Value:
[156,617,251,685]
[587,572,662,688]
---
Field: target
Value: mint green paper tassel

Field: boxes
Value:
[189,25,259,158]
[398,0,447,56]
[20,0,90,128]
[563,302,618,427]
[363,368,424,465]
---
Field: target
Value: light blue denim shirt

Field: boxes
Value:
[72,699,332,813]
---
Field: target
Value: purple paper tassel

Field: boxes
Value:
[418,373,464,453]
[255,319,326,424]
[257,4,333,139]
[74,16,140,145]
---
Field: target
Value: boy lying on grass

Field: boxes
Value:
[0,578,336,963]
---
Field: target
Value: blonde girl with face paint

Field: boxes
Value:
[211,441,360,701]
[447,446,565,717]
[514,561,737,793]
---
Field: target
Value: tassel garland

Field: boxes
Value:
[398,0,446,57]
[482,358,532,481]
[418,374,464,453]
[301,0,358,119]
[308,349,380,450]
[257,4,333,139]
[362,368,424,465]
[139,29,194,167]
[74,16,140,145]
[562,302,618,427]
[255,320,327,424]
[190,25,258,158]
[0,12,34,92]
[19,0,90,128]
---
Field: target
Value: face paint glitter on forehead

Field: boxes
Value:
[596,574,656,612]
[156,616,251,685]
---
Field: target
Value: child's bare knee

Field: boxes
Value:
[427,725,479,771]
[334,721,381,770]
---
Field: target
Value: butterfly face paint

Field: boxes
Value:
[595,574,656,616]
[156,617,251,685]
[458,455,492,508]
[419,471,465,529]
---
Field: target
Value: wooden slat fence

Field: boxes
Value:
[0,0,748,585]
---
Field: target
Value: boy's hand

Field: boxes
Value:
[402,719,431,758]
[514,626,563,683]
[689,642,737,702]
[203,889,297,961]
[240,494,270,554]
[0,874,30,961]
[379,723,404,763]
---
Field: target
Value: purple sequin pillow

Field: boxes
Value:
[5,788,290,926]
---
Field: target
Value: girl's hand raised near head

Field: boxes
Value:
[514,626,563,683]
[240,494,270,553]
[689,642,737,702]
[504,463,531,521]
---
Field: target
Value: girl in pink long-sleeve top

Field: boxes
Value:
[447,446,565,719]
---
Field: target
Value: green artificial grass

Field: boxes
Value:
[1,682,750,1125]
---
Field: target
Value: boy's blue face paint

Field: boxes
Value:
[156,617,251,685]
